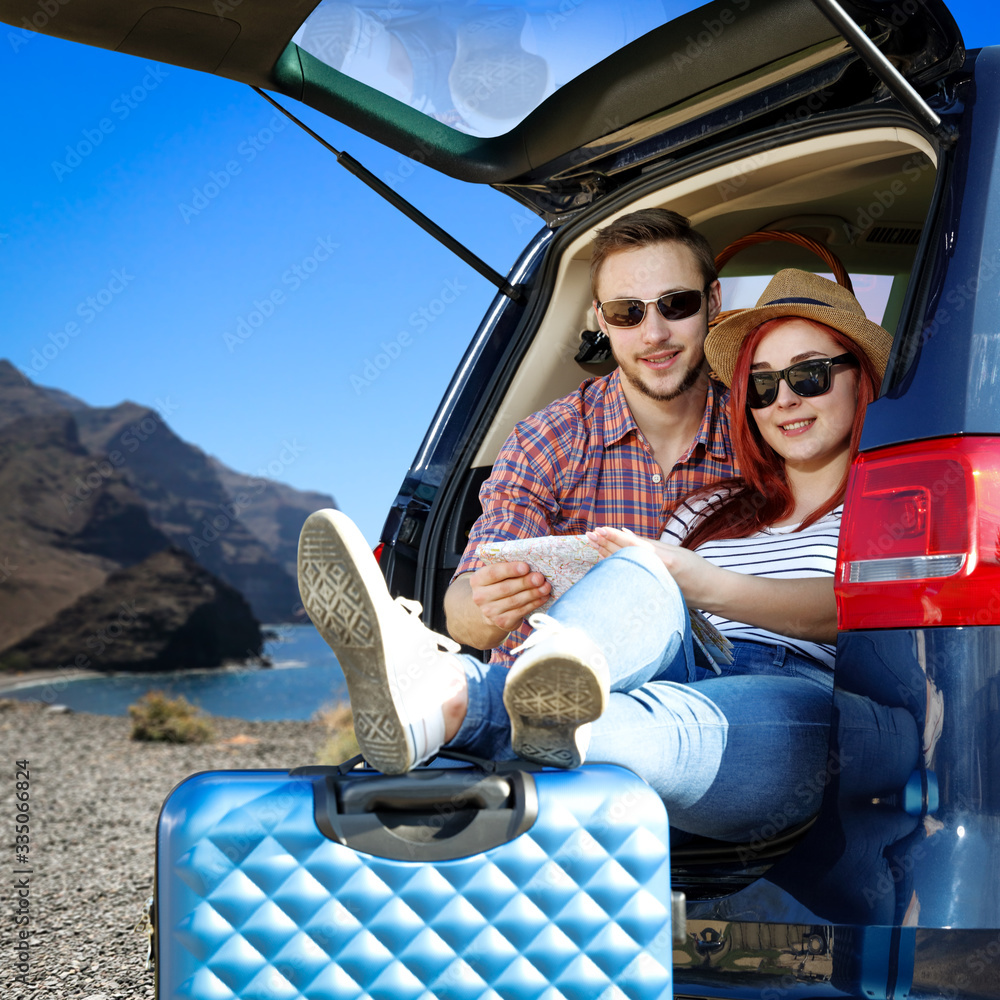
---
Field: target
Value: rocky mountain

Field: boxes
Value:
[4,546,262,672]
[71,400,304,622]
[210,459,337,579]
[0,360,337,663]
[0,409,172,650]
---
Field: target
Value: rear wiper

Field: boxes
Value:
[253,87,524,304]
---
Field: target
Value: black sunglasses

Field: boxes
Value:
[747,353,859,409]
[598,288,706,328]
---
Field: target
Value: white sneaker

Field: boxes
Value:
[297,509,461,774]
[503,613,610,769]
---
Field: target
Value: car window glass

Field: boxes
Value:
[291,0,698,137]
[721,274,895,328]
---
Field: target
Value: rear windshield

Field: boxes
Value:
[291,1,702,137]
[721,274,895,328]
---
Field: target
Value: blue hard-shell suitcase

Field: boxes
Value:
[154,761,672,999]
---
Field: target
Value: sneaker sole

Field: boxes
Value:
[297,510,412,773]
[503,653,606,769]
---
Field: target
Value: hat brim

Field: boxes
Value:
[704,302,892,387]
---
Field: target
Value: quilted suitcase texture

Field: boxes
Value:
[154,762,672,1000]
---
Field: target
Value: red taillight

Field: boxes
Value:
[836,436,1000,629]
[373,542,385,565]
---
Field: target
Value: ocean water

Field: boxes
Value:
[2,625,347,720]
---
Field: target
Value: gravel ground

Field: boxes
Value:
[0,699,326,1000]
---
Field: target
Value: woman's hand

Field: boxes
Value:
[586,527,723,607]
[586,526,838,642]
[585,525,650,556]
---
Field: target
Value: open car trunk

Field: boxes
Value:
[9,2,1000,998]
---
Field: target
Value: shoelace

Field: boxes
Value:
[394,595,461,654]
[510,612,567,655]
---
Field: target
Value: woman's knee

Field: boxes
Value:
[603,547,684,607]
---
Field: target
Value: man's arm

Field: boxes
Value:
[445,399,585,648]
[445,563,552,650]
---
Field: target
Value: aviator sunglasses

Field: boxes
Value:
[747,352,858,409]
[598,288,707,328]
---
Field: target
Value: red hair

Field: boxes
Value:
[682,318,880,549]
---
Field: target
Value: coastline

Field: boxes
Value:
[0,623,314,696]
[0,661,287,696]
[1,699,325,999]
[0,667,105,694]
[0,625,336,718]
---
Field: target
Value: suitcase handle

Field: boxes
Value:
[310,768,539,862]
[339,772,513,814]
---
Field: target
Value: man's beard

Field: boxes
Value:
[620,354,706,402]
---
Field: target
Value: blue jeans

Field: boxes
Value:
[449,547,837,842]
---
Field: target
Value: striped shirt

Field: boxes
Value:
[663,498,843,668]
[455,369,736,667]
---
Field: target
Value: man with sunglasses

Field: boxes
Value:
[445,208,737,663]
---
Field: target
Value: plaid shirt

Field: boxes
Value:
[454,369,737,667]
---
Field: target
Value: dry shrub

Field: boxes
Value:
[314,701,360,765]
[129,690,215,744]
[0,651,30,673]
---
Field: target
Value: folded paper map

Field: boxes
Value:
[476,534,734,670]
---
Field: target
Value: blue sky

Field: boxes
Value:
[3,2,998,544]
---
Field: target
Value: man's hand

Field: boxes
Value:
[469,562,552,632]
[444,563,552,650]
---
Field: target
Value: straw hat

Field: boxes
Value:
[704,269,893,387]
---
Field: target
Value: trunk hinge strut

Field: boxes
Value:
[252,87,524,303]
[809,0,952,142]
